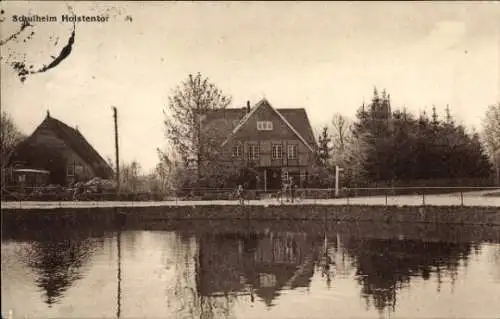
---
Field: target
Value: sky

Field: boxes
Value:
[1,1,499,172]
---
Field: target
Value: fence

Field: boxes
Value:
[0,186,168,202]
[1,185,499,208]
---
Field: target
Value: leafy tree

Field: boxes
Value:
[482,103,500,184]
[148,161,171,195]
[1,111,24,169]
[164,73,231,185]
[120,161,142,193]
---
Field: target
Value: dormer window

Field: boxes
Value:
[257,121,273,131]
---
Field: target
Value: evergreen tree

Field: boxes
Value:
[352,87,393,181]
[317,125,332,167]
[350,89,492,185]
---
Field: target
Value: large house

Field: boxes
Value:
[7,111,113,186]
[202,99,317,190]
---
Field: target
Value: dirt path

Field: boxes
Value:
[2,192,499,210]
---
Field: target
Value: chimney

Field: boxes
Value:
[246,100,251,113]
[46,110,51,118]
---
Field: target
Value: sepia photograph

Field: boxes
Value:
[1,1,499,318]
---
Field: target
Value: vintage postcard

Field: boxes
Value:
[1,1,499,318]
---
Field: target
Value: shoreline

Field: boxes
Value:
[1,192,499,210]
[2,203,499,226]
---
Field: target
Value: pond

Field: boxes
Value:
[2,211,500,318]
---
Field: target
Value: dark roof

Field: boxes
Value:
[15,114,113,178]
[244,261,315,307]
[203,102,317,149]
[277,108,316,148]
[204,108,247,122]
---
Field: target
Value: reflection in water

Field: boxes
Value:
[116,231,122,319]
[196,231,318,315]
[193,229,482,315]
[343,238,476,313]
[24,234,99,306]
[2,214,500,318]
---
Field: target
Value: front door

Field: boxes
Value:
[267,168,282,190]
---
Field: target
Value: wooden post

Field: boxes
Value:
[264,168,267,192]
[113,107,120,196]
[335,166,343,197]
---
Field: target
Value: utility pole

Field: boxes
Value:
[335,165,343,197]
[113,107,120,195]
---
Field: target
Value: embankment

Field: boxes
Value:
[3,204,499,226]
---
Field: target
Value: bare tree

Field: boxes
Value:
[331,113,352,155]
[120,160,142,193]
[482,103,500,184]
[342,131,372,184]
[164,72,231,185]
[1,111,24,169]
[329,113,372,185]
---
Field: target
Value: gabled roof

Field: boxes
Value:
[214,99,316,151]
[276,108,316,149]
[14,113,113,178]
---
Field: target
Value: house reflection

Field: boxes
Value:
[192,226,481,316]
[4,214,491,317]
[196,230,319,308]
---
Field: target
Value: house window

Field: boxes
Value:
[247,144,260,160]
[257,121,273,131]
[287,144,298,160]
[232,144,242,158]
[272,144,282,160]
[67,163,75,176]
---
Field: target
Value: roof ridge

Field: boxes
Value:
[221,99,314,152]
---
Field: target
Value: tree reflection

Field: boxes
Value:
[342,237,475,314]
[24,235,98,306]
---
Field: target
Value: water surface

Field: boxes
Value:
[2,211,500,318]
